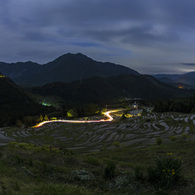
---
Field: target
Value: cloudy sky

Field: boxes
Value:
[0,0,195,74]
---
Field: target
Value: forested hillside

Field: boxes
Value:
[29,74,194,105]
[0,74,53,126]
[153,96,195,113]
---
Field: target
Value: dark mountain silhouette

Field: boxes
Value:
[0,53,139,86]
[0,61,44,86]
[0,73,31,105]
[0,73,50,126]
[29,74,193,105]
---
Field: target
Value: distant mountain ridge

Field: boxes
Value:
[153,72,195,88]
[0,53,139,86]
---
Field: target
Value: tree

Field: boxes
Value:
[44,115,49,121]
[16,120,22,128]
[39,115,43,122]
[121,113,126,120]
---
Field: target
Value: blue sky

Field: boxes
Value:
[0,0,195,74]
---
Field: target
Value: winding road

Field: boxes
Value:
[33,110,119,128]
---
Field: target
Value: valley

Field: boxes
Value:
[0,54,195,194]
[0,108,194,153]
[1,0,195,193]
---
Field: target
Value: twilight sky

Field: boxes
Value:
[0,0,195,74]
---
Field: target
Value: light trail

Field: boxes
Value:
[33,110,120,128]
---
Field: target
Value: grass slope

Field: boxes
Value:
[0,109,194,194]
[0,140,194,194]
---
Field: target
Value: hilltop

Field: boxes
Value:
[0,53,139,86]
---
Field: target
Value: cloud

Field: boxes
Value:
[70,42,102,48]
[0,0,195,74]
[181,63,195,66]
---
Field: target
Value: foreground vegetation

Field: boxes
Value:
[0,140,194,194]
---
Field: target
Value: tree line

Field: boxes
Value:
[153,96,195,113]
[0,103,54,127]
[65,103,99,118]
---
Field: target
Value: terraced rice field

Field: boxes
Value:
[0,111,195,153]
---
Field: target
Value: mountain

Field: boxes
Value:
[29,74,194,105]
[153,74,181,81]
[0,73,31,105]
[0,53,139,86]
[153,72,195,89]
[0,61,44,86]
[175,72,195,87]
[0,73,51,126]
